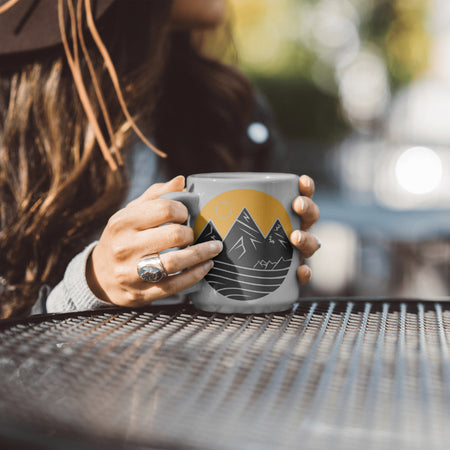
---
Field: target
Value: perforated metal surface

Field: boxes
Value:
[0,300,450,449]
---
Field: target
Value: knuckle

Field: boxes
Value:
[111,242,129,261]
[113,265,129,286]
[152,199,172,223]
[122,289,144,305]
[173,201,188,222]
[156,278,181,298]
[185,226,194,243]
[170,225,193,245]
[107,210,125,233]
[167,225,184,243]
[154,199,187,223]
[173,225,186,242]
[196,262,210,277]
[149,198,170,222]
[165,200,180,220]
[159,283,177,297]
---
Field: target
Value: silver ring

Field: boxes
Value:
[137,254,168,283]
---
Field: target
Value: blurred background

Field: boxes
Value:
[229,0,450,298]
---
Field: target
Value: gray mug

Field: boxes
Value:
[163,172,300,313]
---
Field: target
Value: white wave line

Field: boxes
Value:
[214,259,290,273]
[208,273,280,288]
[218,286,274,295]
[211,266,286,280]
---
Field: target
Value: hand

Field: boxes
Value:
[86,176,222,307]
[289,175,321,285]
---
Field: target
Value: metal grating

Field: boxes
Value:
[1,300,450,449]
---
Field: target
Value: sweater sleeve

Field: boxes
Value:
[46,241,113,313]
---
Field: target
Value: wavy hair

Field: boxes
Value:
[0,0,254,318]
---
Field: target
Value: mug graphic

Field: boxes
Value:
[193,189,293,301]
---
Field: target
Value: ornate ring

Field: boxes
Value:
[137,254,168,283]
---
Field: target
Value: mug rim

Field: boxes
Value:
[188,172,298,182]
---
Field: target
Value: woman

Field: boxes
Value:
[0,0,320,318]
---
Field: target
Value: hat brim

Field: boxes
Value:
[0,0,116,55]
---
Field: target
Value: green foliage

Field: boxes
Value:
[251,75,349,141]
[231,0,430,140]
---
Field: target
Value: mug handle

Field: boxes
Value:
[159,191,200,218]
[159,191,201,295]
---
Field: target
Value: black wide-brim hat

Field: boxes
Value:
[0,0,115,55]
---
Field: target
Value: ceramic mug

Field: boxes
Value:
[162,172,300,313]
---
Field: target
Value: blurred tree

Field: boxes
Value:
[229,0,431,141]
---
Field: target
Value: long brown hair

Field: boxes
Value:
[0,0,254,318]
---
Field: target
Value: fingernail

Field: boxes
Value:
[205,260,214,271]
[294,197,305,212]
[291,230,302,245]
[306,266,312,280]
[315,236,322,249]
[209,240,223,252]
[301,175,311,189]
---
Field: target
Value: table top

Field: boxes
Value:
[1,298,450,449]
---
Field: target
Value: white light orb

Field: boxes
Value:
[247,122,269,144]
[395,146,442,195]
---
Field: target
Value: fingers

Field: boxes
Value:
[111,175,188,232]
[138,261,215,305]
[290,230,321,258]
[106,220,207,262]
[299,175,315,198]
[159,240,223,274]
[290,228,320,286]
[292,196,320,231]
[126,175,185,208]
[108,198,189,232]
[131,239,222,294]
[114,260,215,308]
[100,239,222,308]
[297,265,312,286]
[135,241,224,301]
[294,175,318,287]
[128,223,194,256]
[139,175,185,201]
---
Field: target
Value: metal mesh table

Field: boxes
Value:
[1,299,450,449]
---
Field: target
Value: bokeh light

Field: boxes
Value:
[337,49,390,127]
[247,122,269,144]
[395,146,442,195]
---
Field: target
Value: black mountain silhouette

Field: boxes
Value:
[195,220,222,243]
[195,208,292,301]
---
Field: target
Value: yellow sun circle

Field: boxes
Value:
[193,189,292,239]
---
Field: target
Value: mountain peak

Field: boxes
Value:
[196,220,222,244]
